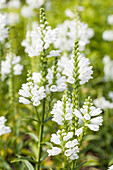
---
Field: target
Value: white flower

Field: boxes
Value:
[51,98,73,125]
[65,146,79,159]
[47,50,61,58]
[7,0,21,9]
[19,73,46,106]
[63,53,93,85]
[22,25,58,57]
[0,0,6,9]
[50,85,57,92]
[19,97,30,105]
[107,15,113,25]
[75,127,83,137]
[108,165,113,170]
[1,53,23,80]
[109,91,113,101]
[51,134,61,145]
[70,154,79,160]
[21,6,33,18]
[6,12,19,25]
[32,72,42,84]
[102,30,113,41]
[65,9,75,18]
[47,147,62,156]
[103,55,113,81]
[46,68,67,93]
[26,0,44,9]
[0,14,8,42]
[0,116,11,136]
[54,19,94,52]
[13,64,23,75]
[73,102,103,132]
[65,139,78,148]
[63,132,73,141]
[94,97,113,109]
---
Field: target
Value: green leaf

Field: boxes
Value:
[22,117,41,123]
[40,153,48,162]
[11,157,38,164]
[27,132,38,142]
[79,147,89,154]
[23,160,34,170]
[11,159,34,170]
[44,116,52,123]
[75,161,87,170]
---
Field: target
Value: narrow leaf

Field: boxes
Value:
[11,157,38,164]
[40,153,48,162]
[75,161,87,170]
[44,116,52,123]
[23,160,34,170]
[27,132,38,142]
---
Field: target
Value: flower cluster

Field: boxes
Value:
[107,14,113,25]
[51,96,103,132]
[47,129,79,160]
[62,53,93,85]
[74,99,103,131]
[102,30,113,41]
[1,52,23,81]
[21,0,44,18]
[103,55,113,81]
[22,22,58,57]
[0,116,11,136]
[0,0,6,9]
[109,91,113,102]
[53,19,94,52]
[46,67,67,93]
[0,13,8,43]
[108,165,113,170]
[94,97,113,110]
[19,72,46,106]
[7,0,21,9]
[47,94,103,160]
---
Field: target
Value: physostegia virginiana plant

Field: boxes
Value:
[17,8,103,169]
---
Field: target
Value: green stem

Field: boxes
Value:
[36,99,45,170]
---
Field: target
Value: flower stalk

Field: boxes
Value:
[36,99,45,170]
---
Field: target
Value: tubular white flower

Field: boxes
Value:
[65,139,78,148]
[0,14,8,42]
[47,50,61,58]
[103,55,113,81]
[73,101,103,132]
[63,132,73,141]
[1,53,23,81]
[51,99,73,125]
[7,0,21,9]
[46,68,67,93]
[94,97,113,109]
[22,25,58,57]
[19,73,46,106]
[19,97,31,105]
[75,127,83,137]
[53,19,94,52]
[47,147,62,156]
[0,116,11,136]
[63,53,93,85]
[108,165,113,170]
[70,153,79,160]
[0,0,6,9]
[107,15,113,25]
[102,30,113,41]
[51,134,61,145]
[109,91,113,101]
